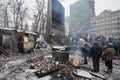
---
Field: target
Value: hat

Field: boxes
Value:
[93,41,98,46]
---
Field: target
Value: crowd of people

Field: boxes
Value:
[17,33,120,74]
[58,35,120,74]
[78,37,120,74]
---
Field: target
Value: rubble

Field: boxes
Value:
[0,49,120,80]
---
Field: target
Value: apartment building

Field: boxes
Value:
[90,10,120,38]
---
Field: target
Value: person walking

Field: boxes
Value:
[103,43,115,73]
[113,39,119,56]
[18,36,24,54]
[89,41,102,72]
[80,41,91,64]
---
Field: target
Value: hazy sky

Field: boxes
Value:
[95,0,120,15]
[61,0,120,17]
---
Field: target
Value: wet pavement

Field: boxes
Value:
[0,49,120,80]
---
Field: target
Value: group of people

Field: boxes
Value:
[18,33,117,74]
[79,38,116,74]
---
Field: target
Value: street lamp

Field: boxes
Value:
[33,15,37,32]
[52,33,55,45]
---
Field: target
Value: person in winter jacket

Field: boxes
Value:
[89,41,102,72]
[113,39,119,56]
[18,36,24,53]
[80,39,91,64]
[103,43,115,73]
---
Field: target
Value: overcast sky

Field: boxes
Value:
[61,0,120,17]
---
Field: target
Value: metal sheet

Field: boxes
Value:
[73,69,92,79]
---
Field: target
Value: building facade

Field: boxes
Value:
[46,0,65,44]
[47,0,65,35]
[70,0,95,34]
[90,10,120,38]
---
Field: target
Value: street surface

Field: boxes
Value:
[0,49,120,80]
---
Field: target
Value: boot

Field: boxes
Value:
[104,68,110,74]
[106,68,111,74]
[110,69,112,73]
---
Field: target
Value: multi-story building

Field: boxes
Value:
[46,0,65,44]
[70,0,95,35]
[90,10,120,38]
[47,0,65,35]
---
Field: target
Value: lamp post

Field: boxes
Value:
[33,15,37,33]
[52,33,55,45]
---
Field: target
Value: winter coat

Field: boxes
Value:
[81,42,91,52]
[103,47,115,61]
[79,38,86,47]
[89,43,102,59]
[113,40,119,47]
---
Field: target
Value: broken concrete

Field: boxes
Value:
[0,49,120,80]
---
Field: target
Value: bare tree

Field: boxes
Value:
[33,0,45,33]
[4,2,10,28]
[19,8,28,30]
[24,22,29,31]
[0,4,3,27]
[8,0,28,52]
[39,13,47,33]
[31,22,35,32]
[0,0,11,28]
[10,0,27,30]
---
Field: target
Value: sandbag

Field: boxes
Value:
[24,42,34,52]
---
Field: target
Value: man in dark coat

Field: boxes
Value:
[89,41,102,72]
[18,36,24,54]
